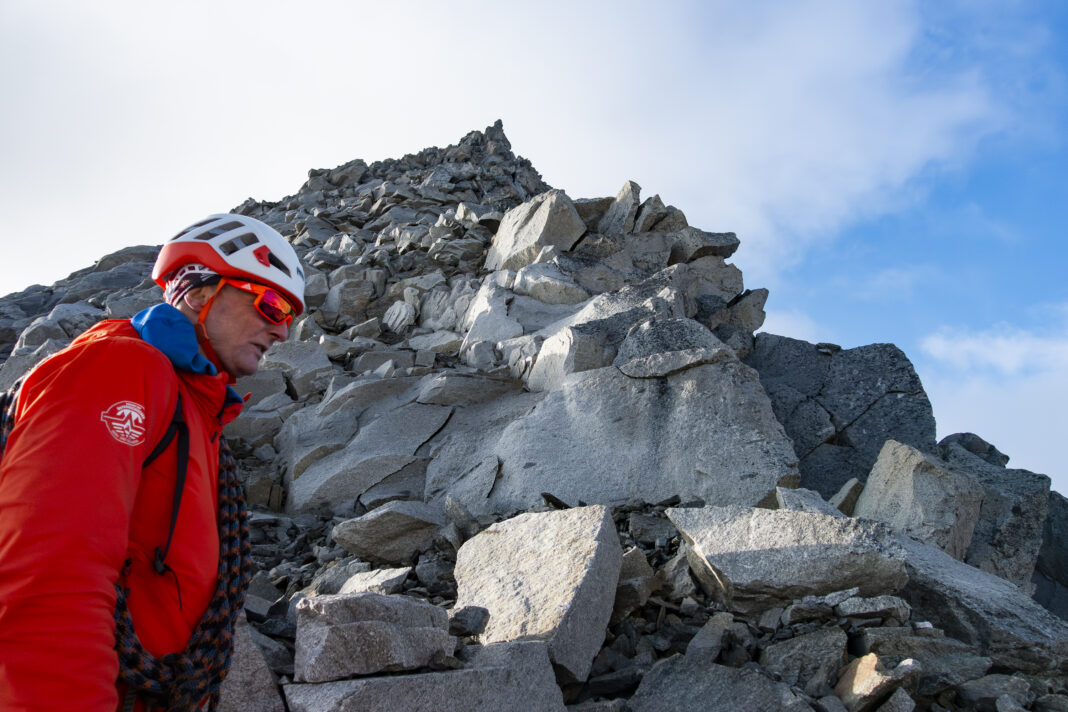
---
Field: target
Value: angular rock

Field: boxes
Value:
[415,372,520,406]
[835,595,911,623]
[666,506,908,613]
[686,611,734,659]
[831,478,865,516]
[525,325,612,392]
[597,181,641,237]
[1034,490,1068,619]
[834,653,917,712]
[851,627,992,685]
[454,506,623,683]
[320,278,377,329]
[875,688,916,712]
[759,627,847,687]
[284,641,565,712]
[332,500,444,565]
[612,317,733,379]
[407,330,463,354]
[513,262,589,305]
[218,613,285,712]
[664,226,740,263]
[894,532,1068,674]
[775,486,846,518]
[485,190,586,272]
[287,402,451,513]
[626,657,812,711]
[745,334,937,498]
[260,340,334,400]
[938,436,1050,590]
[854,440,984,560]
[294,592,453,682]
[337,566,412,595]
[956,674,1034,712]
[612,546,657,623]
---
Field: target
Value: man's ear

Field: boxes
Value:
[181,284,217,314]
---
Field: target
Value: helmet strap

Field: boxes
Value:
[195,282,234,383]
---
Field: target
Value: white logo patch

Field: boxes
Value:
[101,401,147,446]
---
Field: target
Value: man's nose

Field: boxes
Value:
[267,320,289,342]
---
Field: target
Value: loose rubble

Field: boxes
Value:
[2,121,1065,710]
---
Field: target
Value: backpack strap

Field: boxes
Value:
[142,395,189,584]
[1,380,190,583]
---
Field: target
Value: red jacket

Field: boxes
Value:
[0,318,242,711]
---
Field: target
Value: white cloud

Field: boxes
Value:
[920,367,1068,497]
[921,323,1068,375]
[0,1,1017,296]
[917,309,1068,495]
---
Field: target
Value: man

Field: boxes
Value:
[0,214,305,711]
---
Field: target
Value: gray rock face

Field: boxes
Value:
[287,402,451,513]
[1034,491,1068,619]
[294,592,452,683]
[894,532,1068,674]
[745,334,937,497]
[626,657,812,711]
[938,436,1050,591]
[667,506,908,612]
[454,506,622,683]
[854,440,985,560]
[284,642,565,712]
[484,363,798,514]
[260,340,335,400]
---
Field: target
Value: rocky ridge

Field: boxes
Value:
[1,121,1066,711]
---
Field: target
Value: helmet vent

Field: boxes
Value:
[196,221,246,241]
[218,231,261,255]
[170,217,215,241]
[267,251,292,278]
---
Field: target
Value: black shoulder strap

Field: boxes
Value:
[2,380,190,583]
[145,394,189,579]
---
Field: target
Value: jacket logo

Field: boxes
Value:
[101,401,147,446]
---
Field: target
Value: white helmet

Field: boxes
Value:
[152,214,306,314]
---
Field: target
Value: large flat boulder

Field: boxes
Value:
[484,363,798,513]
[666,506,908,612]
[454,506,622,683]
[894,532,1068,675]
[284,642,565,712]
[745,334,936,497]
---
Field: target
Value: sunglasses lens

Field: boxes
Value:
[257,289,294,324]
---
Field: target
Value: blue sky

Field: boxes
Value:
[1,1,1065,493]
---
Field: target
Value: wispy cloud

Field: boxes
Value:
[921,318,1068,375]
[916,304,1068,492]
[0,1,1038,296]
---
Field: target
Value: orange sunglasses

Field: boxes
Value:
[222,278,296,326]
